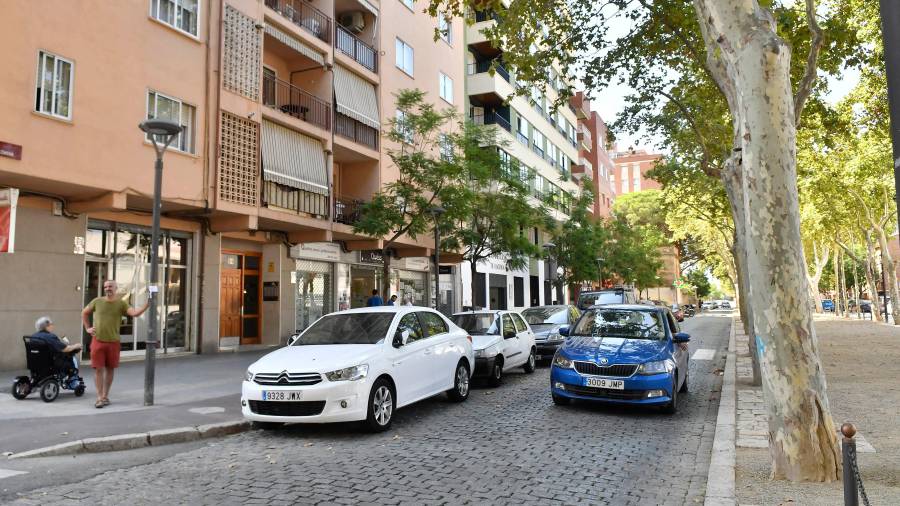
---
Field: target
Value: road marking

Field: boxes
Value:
[189,407,225,415]
[692,349,716,360]
[0,468,28,479]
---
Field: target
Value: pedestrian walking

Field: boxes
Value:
[387,294,398,306]
[81,280,149,408]
[366,289,384,307]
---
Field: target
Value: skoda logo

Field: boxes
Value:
[599,358,609,365]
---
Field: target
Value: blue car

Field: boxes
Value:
[550,304,691,414]
[821,299,835,312]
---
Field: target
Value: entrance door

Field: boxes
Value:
[82,260,109,360]
[219,252,262,346]
[220,269,242,340]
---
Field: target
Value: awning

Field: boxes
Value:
[261,120,329,195]
[333,65,380,129]
[264,24,325,66]
[358,0,379,16]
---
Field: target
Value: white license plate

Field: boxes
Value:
[261,390,303,401]
[585,377,625,389]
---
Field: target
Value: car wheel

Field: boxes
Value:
[679,368,689,393]
[487,358,503,387]
[552,393,570,406]
[12,378,31,400]
[40,381,60,403]
[662,378,678,414]
[364,379,395,432]
[251,421,284,431]
[447,360,470,402]
[523,348,536,374]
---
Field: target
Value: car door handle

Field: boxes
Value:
[423,348,433,355]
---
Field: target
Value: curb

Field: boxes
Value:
[7,420,251,460]
[704,316,737,506]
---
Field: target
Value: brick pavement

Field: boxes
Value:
[7,316,731,506]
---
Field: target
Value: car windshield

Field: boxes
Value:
[577,292,623,308]
[451,314,498,335]
[570,308,666,341]
[293,313,394,345]
[521,307,568,325]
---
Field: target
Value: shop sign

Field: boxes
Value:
[0,141,22,160]
[290,242,340,262]
[404,257,430,271]
[359,250,384,265]
[263,281,279,301]
[438,265,452,275]
[0,188,19,253]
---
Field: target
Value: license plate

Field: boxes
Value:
[585,377,624,389]
[261,390,302,401]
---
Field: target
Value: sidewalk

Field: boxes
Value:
[0,348,274,455]
[733,316,900,504]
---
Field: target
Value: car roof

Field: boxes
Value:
[585,303,664,312]
[522,305,570,311]
[338,306,433,314]
[451,310,501,316]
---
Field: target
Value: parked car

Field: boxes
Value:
[702,302,717,310]
[670,303,685,322]
[821,299,835,312]
[242,307,473,432]
[682,304,696,317]
[550,304,691,414]
[719,301,732,309]
[576,288,637,310]
[450,310,536,386]
[521,305,580,361]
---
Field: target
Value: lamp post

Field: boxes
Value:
[595,257,604,289]
[542,242,556,304]
[429,206,445,311]
[655,275,661,301]
[138,119,183,407]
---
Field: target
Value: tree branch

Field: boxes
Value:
[658,89,720,179]
[793,0,824,124]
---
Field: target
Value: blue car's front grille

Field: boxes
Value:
[565,384,648,400]
[573,361,637,377]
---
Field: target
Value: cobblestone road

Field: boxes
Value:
[7,315,731,506]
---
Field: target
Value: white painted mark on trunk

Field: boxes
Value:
[0,468,28,479]
[692,349,716,361]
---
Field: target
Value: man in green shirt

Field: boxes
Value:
[82,280,149,408]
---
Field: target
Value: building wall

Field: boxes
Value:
[570,92,615,217]
[611,149,663,195]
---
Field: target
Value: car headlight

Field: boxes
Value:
[325,364,369,382]
[474,345,499,358]
[553,354,574,369]
[547,331,563,342]
[244,370,253,382]
[638,360,674,375]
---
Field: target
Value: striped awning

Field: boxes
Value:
[261,120,329,195]
[264,24,325,66]
[333,65,380,129]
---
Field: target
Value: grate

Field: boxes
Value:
[249,400,326,416]
[223,5,260,101]
[219,111,259,206]
[573,361,637,377]
[253,372,322,386]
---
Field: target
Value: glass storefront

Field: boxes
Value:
[84,221,192,355]
[395,269,427,306]
[295,259,333,332]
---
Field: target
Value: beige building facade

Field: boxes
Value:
[0,0,464,371]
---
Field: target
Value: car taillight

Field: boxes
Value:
[466,335,472,343]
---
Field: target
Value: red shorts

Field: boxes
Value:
[90,340,121,369]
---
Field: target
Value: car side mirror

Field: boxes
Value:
[673,332,691,343]
[393,329,411,348]
[503,330,516,339]
[558,326,569,337]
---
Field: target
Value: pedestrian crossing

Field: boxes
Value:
[691,348,716,360]
[0,468,28,480]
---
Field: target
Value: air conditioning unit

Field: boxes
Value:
[338,11,365,34]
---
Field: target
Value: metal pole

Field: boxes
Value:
[841,423,859,506]
[144,154,163,406]
[879,1,900,245]
[434,224,440,311]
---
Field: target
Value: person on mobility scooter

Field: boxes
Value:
[12,316,87,402]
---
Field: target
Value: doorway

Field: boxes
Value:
[220,251,262,345]
[350,265,382,308]
[489,274,508,310]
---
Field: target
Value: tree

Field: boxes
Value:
[548,183,606,297]
[684,269,711,300]
[353,90,466,297]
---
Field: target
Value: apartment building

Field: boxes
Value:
[460,6,582,311]
[0,0,464,370]
[570,92,615,218]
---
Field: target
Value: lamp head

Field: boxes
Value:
[139,119,183,137]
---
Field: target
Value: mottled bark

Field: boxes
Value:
[862,232,884,321]
[693,0,840,482]
[726,178,761,386]
[807,243,829,313]
[874,229,900,324]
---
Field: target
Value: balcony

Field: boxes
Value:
[467,60,510,82]
[333,195,368,226]
[578,125,593,150]
[470,110,511,132]
[263,74,331,131]
[265,0,332,44]
[336,25,377,73]
[335,112,378,151]
[262,181,329,217]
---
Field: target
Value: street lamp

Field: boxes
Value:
[542,242,556,304]
[429,206,445,311]
[655,275,661,301]
[595,257,604,289]
[138,118,183,407]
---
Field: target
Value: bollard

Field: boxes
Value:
[842,423,858,506]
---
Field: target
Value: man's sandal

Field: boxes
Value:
[101,398,110,406]
[95,400,104,408]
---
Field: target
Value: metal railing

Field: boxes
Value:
[262,181,329,217]
[263,74,331,131]
[333,195,368,225]
[467,60,510,82]
[334,112,378,150]
[470,111,511,132]
[265,0,332,43]
[473,10,501,23]
[335,25,377,72]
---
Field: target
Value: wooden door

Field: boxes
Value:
[220,269,243,339]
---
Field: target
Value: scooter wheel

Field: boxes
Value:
[12,378,31,400]
[74,385,86,397]
[40,381,60,403]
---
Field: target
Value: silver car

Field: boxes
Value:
[521,305,581,361]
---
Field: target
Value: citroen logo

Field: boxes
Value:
[600,358,609,365]
[277,370,289,384]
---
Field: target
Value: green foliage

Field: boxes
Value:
[549,182,606,287]
[684,269,712,299]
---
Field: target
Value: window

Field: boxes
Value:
[438,72,453,104]
[547,143,557,166]
[262,67,276,107]
[396,312,425,343]
[147,91,196,153]
[501,315,516,336]
[150,0,199,37]
[401,0,415,10]
[395,110,413,143]
[516,116,530,146]
[634,175,641,191]
[439,133,454,161]
[513,278,525,307]
[34,51,73,119]
[395,38,414,76]
[532,130,545,156]
[438,14,452,44]
[418,311,449,337]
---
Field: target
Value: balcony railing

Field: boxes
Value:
[263,74,331,131]
[473,10,501,23]
[336,25,377,72]
[262,181,329,217]
[470,111,511,132]
[265,0,332,44]
[467,60,510,82]
[335,112,378,150]
[333,195,368,225]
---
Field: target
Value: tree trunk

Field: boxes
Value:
[381,247,392,302]
[833,245,843,317]
[852,258,862,319]
[694,0,840,481]
[836,249,847,318]
[863,232,884,321]
[729,216,761,386]
[469,260,479,310]
[807,243,829,313]
[874,228,900,324]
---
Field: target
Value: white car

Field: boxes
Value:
[449,310,536,386]
[242,307,473,432]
